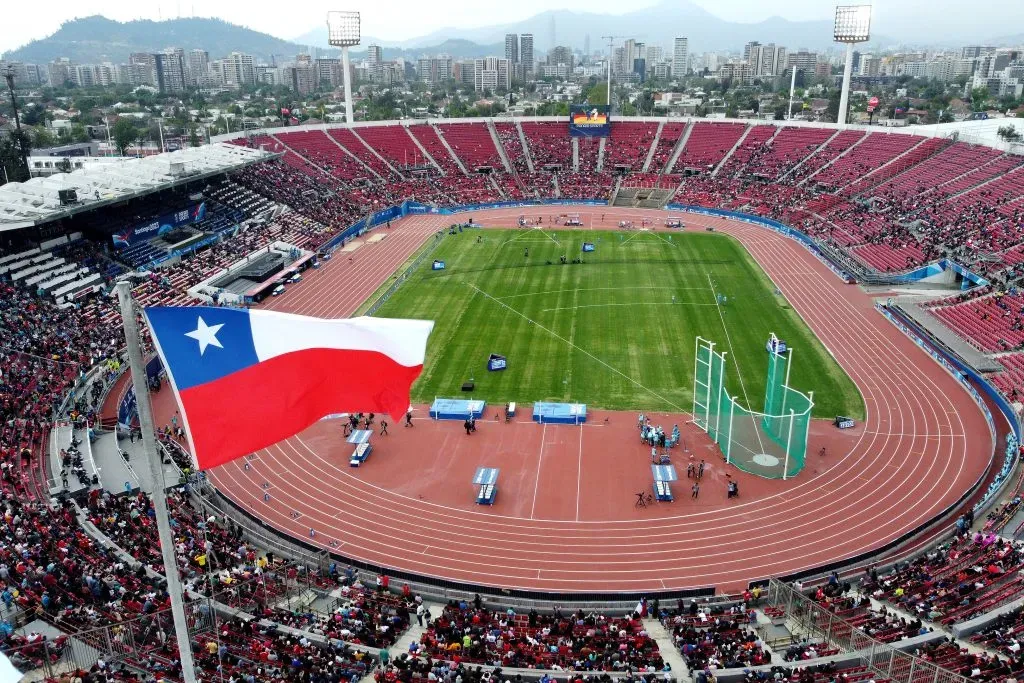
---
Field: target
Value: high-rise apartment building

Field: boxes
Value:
[315,58,343,88]
[520,34,534,77]
[153,49,187,92]
[672,37,689,78]
[473,57,511,91]
[745,42,786,77]
[547,46,574,70]
[417,56,453,85]
[505,34,519,64]
[187,49,209,86]
[224,52,255,87]
[367,45,383,81]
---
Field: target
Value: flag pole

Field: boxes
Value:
[115,281,200,683]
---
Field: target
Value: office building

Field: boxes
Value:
[505,34,519,64]
[672,37,689,78]
[473,56,511,91]
[520,34,534,77]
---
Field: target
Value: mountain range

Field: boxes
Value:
[4,4,1023,68]
[2,16,339,65]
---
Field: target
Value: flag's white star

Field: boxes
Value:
[184,316,225,356]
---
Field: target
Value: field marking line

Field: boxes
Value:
[467,282,686,412]
[649,231,679,248]
[497,286,707,301]
[541,301,717,313]
[537,228,561,246]
[620,231,641,246]
[530,423,547,519]
[576,424,584,522]
[705,272,767,456]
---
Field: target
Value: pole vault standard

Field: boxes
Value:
[116,281,199,683]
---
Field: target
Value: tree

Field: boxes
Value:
[0,130,32,183]
[584,82,607,105]
[32,127,55,149]
[111,118,141,156]
[824,90,841,123]
[970,87,990,111]
[997,125,1022,142]
[70,123,90,143]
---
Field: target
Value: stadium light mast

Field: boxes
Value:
[833,5,871,127]
[601,36,622,109]
[327,10,361,126]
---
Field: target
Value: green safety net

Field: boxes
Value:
[694,339,812,479]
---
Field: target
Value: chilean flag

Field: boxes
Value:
[144,306,433,470]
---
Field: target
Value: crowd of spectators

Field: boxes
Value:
[4,118,1024,683]
[421,601,662,671]
[863,533,1024,625]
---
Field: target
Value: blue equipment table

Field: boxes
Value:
[651,464,678,502]
[430,398,486,420]
[473,467,500,505]
[348,430,373,467]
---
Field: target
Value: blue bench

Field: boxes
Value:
[651,464,678,502]
[349,442,372,466]
[476,483,497,505]
[473,467,500,505]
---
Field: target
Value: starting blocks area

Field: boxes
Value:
[532,402,588,424]
[429,398,486,420]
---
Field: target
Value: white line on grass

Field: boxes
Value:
[541,301,717,313]
[498,286,707,301]
[466,282,686,412]
[706,272,767,456]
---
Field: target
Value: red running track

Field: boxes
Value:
[157,207,991,594]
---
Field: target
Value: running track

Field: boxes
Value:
[184,207,991,594]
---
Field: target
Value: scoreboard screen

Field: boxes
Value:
[569,105,611,137]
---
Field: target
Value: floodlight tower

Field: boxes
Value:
[834,5,872,127]
[601,36,624,109]
[327,10,361,125]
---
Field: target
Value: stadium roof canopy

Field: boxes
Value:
[0,143,275,232]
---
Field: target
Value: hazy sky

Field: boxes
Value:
[0,0,841,54]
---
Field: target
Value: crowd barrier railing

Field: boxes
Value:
[766,578,972,683]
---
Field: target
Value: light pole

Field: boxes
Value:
[327,11,361,126]
[601,36,623,111]
[834,5,872,127]
[3,67,30,181]
[787,64,798,121]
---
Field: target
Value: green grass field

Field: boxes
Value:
[373,228,864,419]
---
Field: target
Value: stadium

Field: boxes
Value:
[1,107,1024,683]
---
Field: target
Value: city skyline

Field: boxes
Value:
[4,0,1024,57]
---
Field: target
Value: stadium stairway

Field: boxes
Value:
[404,127,445,174]
[431,124,469,175]
[91,431,142,493]
[665,122,695,174]
[643,121,665,172]
[797,131,871,186]
[515,122,536,172]
[711,123,753,177]
[597,136,607,171]
[572,137,580,171]
[644,617,690,678]
[778,129,841,181]
[485,121,514,173]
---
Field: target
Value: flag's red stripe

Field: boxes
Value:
[178,348,423,470]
